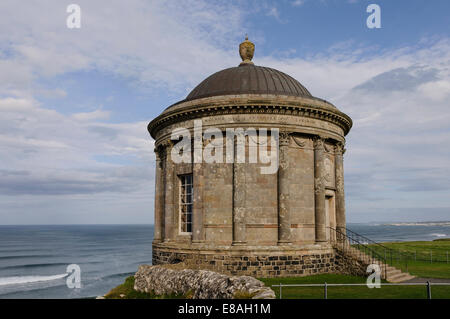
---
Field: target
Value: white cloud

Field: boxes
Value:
[72,110,110,121]
[291,0,305,7]
[0,1,449,223]
[0,97,153,196]
[0,0,248,97]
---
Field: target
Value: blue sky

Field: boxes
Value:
[0,0,449,224]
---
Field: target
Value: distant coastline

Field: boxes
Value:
[384,221,450,227]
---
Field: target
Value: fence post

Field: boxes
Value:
[447,251,448,264]
[426,281,431,300]
[324,282,327,300]
[279,283,282,299]
[414,250,416,262]
[431,251,432,264]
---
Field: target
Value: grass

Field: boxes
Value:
[104,276,191,299]
[259,274,450,299]
[105,240,450,299]
[106,274,450,299]
[365,240,450,278]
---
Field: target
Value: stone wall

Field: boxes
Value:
[333,249,370,277]
[152,245,337,277]
[134,264,275,299]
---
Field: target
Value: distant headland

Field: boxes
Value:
[385,221,450,227]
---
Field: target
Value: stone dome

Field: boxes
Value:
[185,64,312,102]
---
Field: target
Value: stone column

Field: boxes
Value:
[278,131,291,244]
[192,138,204,242]
[335,142,346,238]
[314,136,327,243]
[153,146,165,243]
[232,131,246,245]
[164,141,175,242]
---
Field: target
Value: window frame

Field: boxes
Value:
[178,174,193,235]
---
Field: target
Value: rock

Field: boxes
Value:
[134,264,275,299]
[96,296,105,299]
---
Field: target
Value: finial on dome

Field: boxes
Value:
[239,35,254,66]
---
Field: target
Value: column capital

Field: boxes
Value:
[279,131,291,147]
[313,136,325,150]
[155,145,167,168]
[334,142,346,155]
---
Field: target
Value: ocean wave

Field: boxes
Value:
[430,233,447,237]
[0,273,68,286]
[0,262,68,271]
[0,254,57,260]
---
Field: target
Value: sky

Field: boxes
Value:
[0,0,449,224]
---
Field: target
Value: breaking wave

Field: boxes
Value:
[430,233,447,237]
[0,273,68,286]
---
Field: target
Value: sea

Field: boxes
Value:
[0,223,449,299]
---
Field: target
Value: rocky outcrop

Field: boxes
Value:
[134,264,275,299]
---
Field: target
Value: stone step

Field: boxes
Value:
[386,268,402,276]
[386,272,414,283]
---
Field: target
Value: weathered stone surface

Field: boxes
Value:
[333,250,369,277]
[134,264,275,299]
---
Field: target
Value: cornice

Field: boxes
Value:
[148,96,352,139]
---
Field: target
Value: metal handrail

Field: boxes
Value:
[345,227,448,264]
[328,227,388,279]
[345,227,394,251]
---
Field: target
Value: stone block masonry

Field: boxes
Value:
[152,244,338,278]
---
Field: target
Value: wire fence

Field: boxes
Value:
[272,282,450,299]
[369,247,450,264]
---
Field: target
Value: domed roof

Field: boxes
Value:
[184,36,311,102]
[185,64,312,102]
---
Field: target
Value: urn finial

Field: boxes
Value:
[239,35,254,66]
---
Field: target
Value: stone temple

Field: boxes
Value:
[148,37,352,277]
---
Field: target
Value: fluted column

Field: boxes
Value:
[192,160,204,242]
[164,141,175,242]
[278,131,291,244]
[153,146,165,242]
[335,142,346,238]
[314,136,327,242]
[232,132,246,245]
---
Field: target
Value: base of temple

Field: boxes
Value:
[152,242,338,277]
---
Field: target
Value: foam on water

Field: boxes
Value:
[430,233,447,237]
[0,273,68,286]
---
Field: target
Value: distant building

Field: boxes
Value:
[147,37,352,277]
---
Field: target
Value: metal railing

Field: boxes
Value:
[272,281,450,299]
[339,227,449,276]
[328,227,388,279]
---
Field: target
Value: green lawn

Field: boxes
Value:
[259,274,450,299]
[108,274,450,299]
[366,240,450,278]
